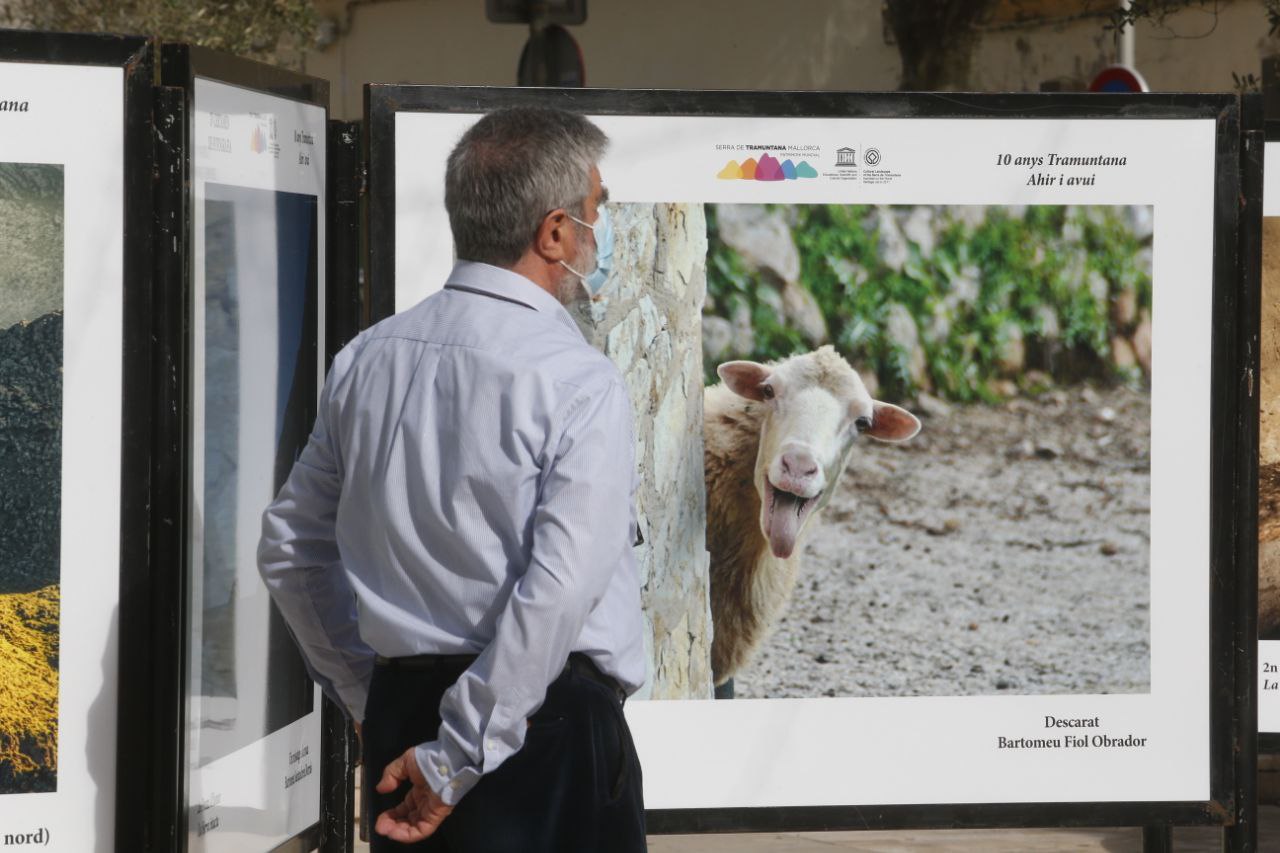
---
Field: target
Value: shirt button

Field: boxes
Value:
[437,764,448,776]
[486,739,497,750]
[450,780,461,790]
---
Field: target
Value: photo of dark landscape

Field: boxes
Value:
[0,162,64,794]
[195,183,317,767]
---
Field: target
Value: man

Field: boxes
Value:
[258,106,647,852]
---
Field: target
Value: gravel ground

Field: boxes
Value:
[735,385,1151,699]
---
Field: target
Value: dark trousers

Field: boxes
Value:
[364,654,646,853]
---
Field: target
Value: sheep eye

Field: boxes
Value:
[854,416,872,434]
[760,384,775,400]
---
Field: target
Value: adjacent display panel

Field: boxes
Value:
[1259,132,1280,738]
[165,49,329,852]
[0,34,151,853]
[367,88,1253,831]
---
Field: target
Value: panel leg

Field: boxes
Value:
[1142,824,1171,853]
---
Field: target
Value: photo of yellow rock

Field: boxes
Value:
[0,585,58,792]
[0,161,63,795]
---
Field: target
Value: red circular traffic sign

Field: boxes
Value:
[1089,65,1149,93]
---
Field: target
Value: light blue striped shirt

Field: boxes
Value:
[258,260,646,804]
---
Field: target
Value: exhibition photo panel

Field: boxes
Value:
[388,99,1223,812]
[197,181,317,767]
[1260,137,1280,735]
[0,161,64,796]
[0,53,131,852]
[183,72,325,851]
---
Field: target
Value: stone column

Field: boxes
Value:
[571,203,713,700]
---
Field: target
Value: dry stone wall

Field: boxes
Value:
[570,202,713,700]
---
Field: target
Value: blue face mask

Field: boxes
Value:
[562,206,615,297]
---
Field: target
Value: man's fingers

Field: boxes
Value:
[375,754,408,793]
[373,748,455,842]
[374,803,451,842]
[375,809,431,843]
[378,746,427,793]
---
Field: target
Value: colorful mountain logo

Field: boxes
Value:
[717,152,818,181]
[250,126,267,154]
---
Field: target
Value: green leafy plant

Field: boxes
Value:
[0,0,319,68]
[705,204,1152,403]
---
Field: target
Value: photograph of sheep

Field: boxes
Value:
[1260,212,1280,642]
[0,162,63,793]
[194,183,316,767]
[580,202,1152,702]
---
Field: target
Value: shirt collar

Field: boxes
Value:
[445,261,584,337]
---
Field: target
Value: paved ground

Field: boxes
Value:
[737,385,1151,701]
[352,801,1279,851]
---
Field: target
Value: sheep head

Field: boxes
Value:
[717,346,920,560]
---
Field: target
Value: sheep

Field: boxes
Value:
[704,345,921,692]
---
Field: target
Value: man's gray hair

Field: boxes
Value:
[445,106,608,267]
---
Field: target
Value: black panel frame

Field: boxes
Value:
[318,118,364,853]
[365,85,1259,843]
[0,28,157,853]
[157,43,343,853]
[1232,91,1264,850]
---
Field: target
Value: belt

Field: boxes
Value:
[374,652,478,669]
[374,651,626,703]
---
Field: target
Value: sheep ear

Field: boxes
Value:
[717,361,773,401]
[868,401,921,442]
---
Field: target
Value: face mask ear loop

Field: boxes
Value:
[562,214,596,290]
[560,258,587,280]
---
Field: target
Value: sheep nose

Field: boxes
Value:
[780,450,819,480]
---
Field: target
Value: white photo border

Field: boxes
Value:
[368,88,1249,826]
[0,60,124,852]
[182,76,327,853]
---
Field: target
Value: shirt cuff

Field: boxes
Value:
[414,741,482,805]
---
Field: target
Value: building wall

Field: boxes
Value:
[307,0,896,118]
[973,1,1276,93]
[309,0,1277,120]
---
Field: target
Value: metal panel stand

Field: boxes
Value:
[1142,824,1171,852]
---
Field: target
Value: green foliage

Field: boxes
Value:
[705,204,1152,403]
[1233,71,1263,95]
[1106,0,1280,56]
[1,0,319,68]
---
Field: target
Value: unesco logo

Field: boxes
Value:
[835,146,857,167]
[864,147,882,166]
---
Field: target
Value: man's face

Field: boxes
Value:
[556,166,609,305]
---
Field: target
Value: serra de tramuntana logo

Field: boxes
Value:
[717,152,818,181]
[250,125,267,154]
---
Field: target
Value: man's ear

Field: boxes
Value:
[867,401,921,442]
[534,209,571,263]
[717,361,773,401]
